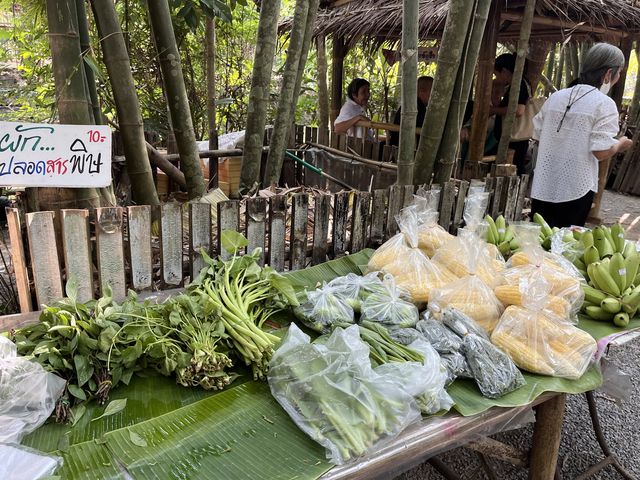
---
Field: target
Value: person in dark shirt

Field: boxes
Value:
[486,53,531,174]
[389,76,433,146]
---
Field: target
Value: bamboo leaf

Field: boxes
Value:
[92,399,127,422]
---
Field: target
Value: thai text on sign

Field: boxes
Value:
[0,122,112,187]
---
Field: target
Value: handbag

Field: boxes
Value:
[511,81,546,141]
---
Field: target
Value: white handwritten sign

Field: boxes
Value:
[0,121,112,187]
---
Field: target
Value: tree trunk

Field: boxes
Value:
[46,0,100,210]
[76,0,102,124]
[396,0,419,185]
[239,0,282,193]
[263,0,309,187]
[434,0,492,184]
[568,44,580,84]
[495,0,536,165]
[206,17,218,151]
[544,45,555,96]
[413,0,473,185]
[291,0,320,120]
[468,0,502,162]
[147,0,205,199]
[316,35,330,145]
[90,0,159,206]
[553,46,564,90]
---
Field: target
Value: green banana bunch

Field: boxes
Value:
[484,214,518,258]
[532,213,559,250]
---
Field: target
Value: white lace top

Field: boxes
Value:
[531,85,619,203]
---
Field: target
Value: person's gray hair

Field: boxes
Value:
[579,43,625,87]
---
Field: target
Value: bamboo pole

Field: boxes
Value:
[553,46,564,90]
[413,0,473,184]
[76,0,102,125]
[434,0,493,184]
[330,36,346,127]
[206,18,219,151]
[495,0,537,165]
[397,0,419,185]
[306,142,397,170]
[468,0,502,163]
[317,35,330,145]
[611,38,633,110]
[544,45,555,96]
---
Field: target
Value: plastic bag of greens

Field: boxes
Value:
[268,324,420,465]
[0,337,66,444]
[415,314,462,353]
[360,275,419,328]
[293,285,354,333]
[327,272,385,312]
[442,308,524,399]
[440,351,472,385]
[388,327,422,346]
[491,274,597,379]
[374,338,453,415]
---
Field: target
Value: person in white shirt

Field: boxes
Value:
[334,78,370,138]
[531,43,633,227]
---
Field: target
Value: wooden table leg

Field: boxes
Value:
[528,393,566,480]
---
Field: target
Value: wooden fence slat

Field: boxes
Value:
[386,185,405,237]
[312,194,331,265]
[504,176,521,221]
[452,180,470,233]
[515,174,530,220]
[218,200,240,261]
[351,191,371,253]
[439,181,456,230]
[160,203,183,287]
[269,195,287,271]
[290,193,308,270]
[491,177,505,217]
[127,206,153,291]
[369,189,387,247]
[333,191,350,256]
[61,210,93,302]
[7,208,32,312]
[95,207,126,300]
[304,126,312,143]
[190,203,211,279]
[246,197,267,266]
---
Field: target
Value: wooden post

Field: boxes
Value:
[611,37,633,110]
[468,0,502,162]
[330,35,346,129]
[529,394,566,480]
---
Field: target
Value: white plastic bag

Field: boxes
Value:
[0,444,63,480]
[360,275,419,328]
[293,284,355,333]
[0,337,66,444]
[268,325,420,465]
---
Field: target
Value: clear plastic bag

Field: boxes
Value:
[0,443,63,480]
[268,324,420,465]
[360,276,419,328]
[388,327,422,346]
[366,208,456,304]
[328,272,386,313]
[293,285,354,333]
[491,275,597,379]
[440,351,472,385]
[410,193,454,257]
[429,273,505,334]
[506,223,584,321]
[432,229,506,289]
[375,338,454,415]
[0,337,66,444]
[441,308,525,398]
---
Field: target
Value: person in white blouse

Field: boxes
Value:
[334,78,371,138]
[531,43,633,227]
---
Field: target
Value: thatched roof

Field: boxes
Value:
[283,0,640,46]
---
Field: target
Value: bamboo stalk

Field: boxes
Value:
[306,142,398,170]
[317,35,330,145]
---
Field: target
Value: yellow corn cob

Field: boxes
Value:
[495,285,570,317]
[417,228,453,257]
[491,331,556,375]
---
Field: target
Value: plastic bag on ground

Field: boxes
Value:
[268,324,420,465]
[360,275,419,328]
[293,284,354,333]
[491,276,597,379]
[0,444,63,480]
[0,337,66,444]
[441,307,525,398]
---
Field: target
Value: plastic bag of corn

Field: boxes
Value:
[491,275,596,379]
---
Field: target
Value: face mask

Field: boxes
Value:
[600,82,611,95]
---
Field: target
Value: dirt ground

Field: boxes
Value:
[597,190,640,238]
